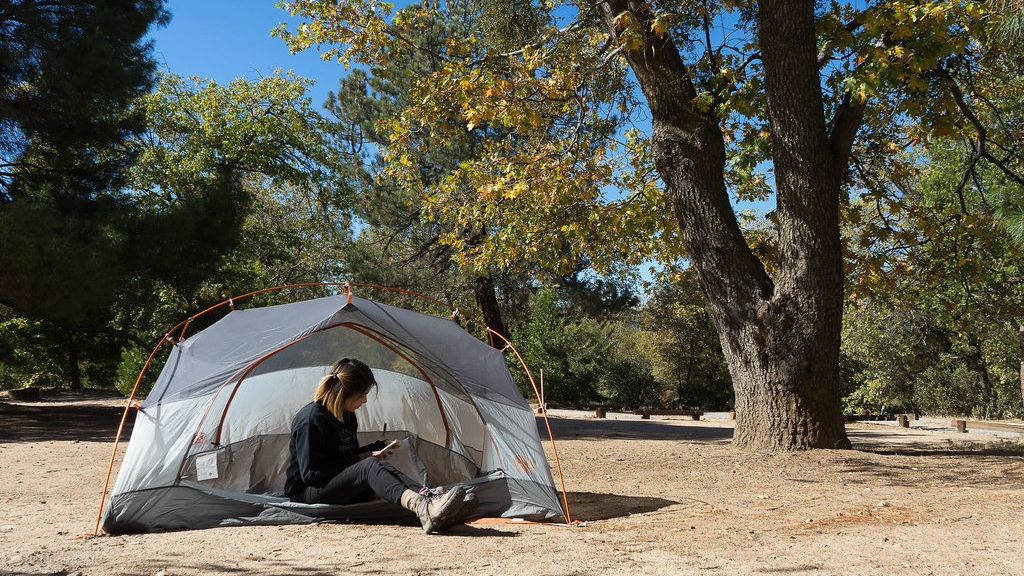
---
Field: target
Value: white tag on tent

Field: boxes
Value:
[195,452,219,481]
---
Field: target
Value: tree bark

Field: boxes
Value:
[594,0,852,449]
[1019,325,1024,414]
[474,274,509,348]
[68,344,82,390]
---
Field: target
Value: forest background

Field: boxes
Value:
[3,0,1024,434]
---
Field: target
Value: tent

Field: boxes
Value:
[99,290,567,533]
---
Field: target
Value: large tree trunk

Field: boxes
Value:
[595,0,854,450]
[474,274,509,349]
[68,344,82,390]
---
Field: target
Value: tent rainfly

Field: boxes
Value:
[100,292,566,533]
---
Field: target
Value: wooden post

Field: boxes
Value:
[952,419,968,433]
[641,408,651,420]
[539,369,544,409]
[729,410,736,420]
[1019,325,1024,416]
[897,414,909,428]
[595,407,606,418]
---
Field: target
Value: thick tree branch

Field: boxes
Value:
[828,91,865,173]
[591,0,773,308]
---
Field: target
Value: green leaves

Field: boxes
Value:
[123,71,355,306]
[842,130,1024,417]
[275,0,1024,428]
[275,0,397,69]
[132,72,344,196]
[0,0,168,328]
[280,0,664,279]
[0,0,169,203]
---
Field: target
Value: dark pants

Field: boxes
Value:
[301,458,420,506]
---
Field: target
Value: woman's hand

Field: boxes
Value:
[359,439,399,459]
[359,440,387,452]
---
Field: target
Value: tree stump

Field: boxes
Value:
[952,419,968,433]
[8,387,41,402]
[595,407,606,418]
[897,414,909,428]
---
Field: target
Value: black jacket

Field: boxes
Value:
[283,401,360,501]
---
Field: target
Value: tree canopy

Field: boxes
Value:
[275,0,1024,450]
[0,0,169,327]
[5,1,1024,452]
[0,64,351,390]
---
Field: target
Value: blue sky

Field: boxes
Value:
[148,1,341,107]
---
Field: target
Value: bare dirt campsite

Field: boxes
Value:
[2,390,1023,576]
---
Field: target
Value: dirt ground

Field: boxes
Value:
[2,390,1023,576]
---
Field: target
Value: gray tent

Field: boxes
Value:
[101,294,565,533]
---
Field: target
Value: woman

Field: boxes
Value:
[284,357,476,533]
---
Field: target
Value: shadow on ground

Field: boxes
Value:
[564,490,679,521]
[0,391,134,443]
[539,415,734,443]
[847,427,1024,456]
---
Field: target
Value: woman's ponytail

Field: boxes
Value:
[313,357,377,420]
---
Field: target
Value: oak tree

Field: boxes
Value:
[278,1,1009,450]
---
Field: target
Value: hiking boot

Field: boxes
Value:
[440,488,479,530]
[414,485,471,534]
[420,485,479,510]
[459,491,480,521]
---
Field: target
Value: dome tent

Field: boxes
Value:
[99,288,566,533]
